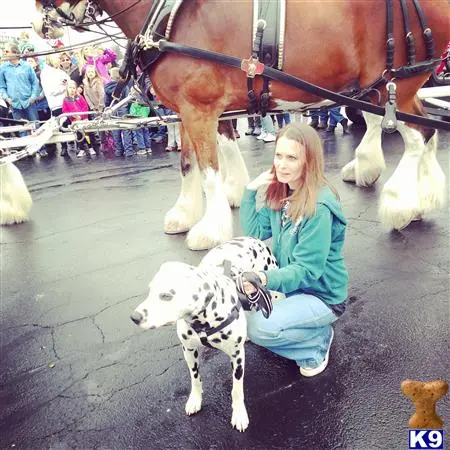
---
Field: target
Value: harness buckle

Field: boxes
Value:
[381,81,398,133]
[241,57,265,78]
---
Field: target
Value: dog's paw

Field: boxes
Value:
[185,393,202,415]
[231,405,249,432]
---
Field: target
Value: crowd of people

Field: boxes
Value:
[0,32,180,159]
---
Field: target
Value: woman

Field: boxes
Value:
[59,51,82,86]
[240,122,348,377]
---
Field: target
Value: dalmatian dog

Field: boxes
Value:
[130,236,279,431]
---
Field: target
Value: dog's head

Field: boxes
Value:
[131,261,199,330]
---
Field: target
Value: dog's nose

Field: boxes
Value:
[130,311,144,325]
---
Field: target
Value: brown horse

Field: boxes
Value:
[32,0,449,251]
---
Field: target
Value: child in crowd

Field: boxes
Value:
[79,46,116,84]
[82,65,103,153]
[62,80,95,157]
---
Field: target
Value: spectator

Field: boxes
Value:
[245,116,262,136]
[62,80,94,157]
[59,51,82,86]
[104,67,135,158]
[309,110,328,129]
[257,114,277,142]
[79,46,117,84]
[276,112,291,129]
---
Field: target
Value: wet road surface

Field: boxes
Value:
[1,121,449,449]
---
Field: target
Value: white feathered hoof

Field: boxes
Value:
[418,152,446,213]
[378,186,420,230]
[164,206,196,234]
[355,158,383,187]
[341,159,356,183]
[186,215,233,251]
[0,164,32,225]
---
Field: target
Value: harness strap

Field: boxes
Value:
[386,0,395,71]
[412,0,435,60]
[191,302,243,348]
[155,40,450,131]
[400,0,416,65]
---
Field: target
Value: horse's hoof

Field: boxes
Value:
[186,219,232,251]
[355,167,382,187]
[164,209,193,234]
[378,190,419,230]
[341,159,356,182]
[224,178,246,208]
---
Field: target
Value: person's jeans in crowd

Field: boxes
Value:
[327,107,345,127]
[11,103,39,136]
[309,110,328,129]
[152,106,169,143]
[112,107,134,157]
[258,114,277,142]
[276,113,291,129]
[133,127,152,155]
[166,121,181,151]
[246,292,337,369]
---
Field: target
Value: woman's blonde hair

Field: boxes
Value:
[265,122,339,220]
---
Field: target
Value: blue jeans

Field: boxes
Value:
[11,104,39,137]
[310,110,328,124]
[276,113,291,128]
[112,129,134,156]
[246,293,337,368]
[328,107,345,127]
[133,127,152,150]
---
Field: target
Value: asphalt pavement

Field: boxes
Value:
[1,119,449,449]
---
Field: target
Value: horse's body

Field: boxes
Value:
[32,0,449,249]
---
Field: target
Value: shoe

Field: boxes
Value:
[234,129,240,138]
[326,126,336,133]
[256,131,267,140]
[253,126,262,136]
[165,146,174,152]
[299,328,334,377]
[340,118,349,133]
[146,148,152,154]
[263,133,276,143]
[317,122,328,130]
[76,150,86,157]
[245,127,254,135]
[137,149,148,155]
[310,119,319,129]
[125,152,135,158]
[89,148,96,156]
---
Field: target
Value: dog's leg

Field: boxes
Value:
[177,320,203,415]
[218,316,249,432]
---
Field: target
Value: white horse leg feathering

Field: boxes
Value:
[341,112,386,186]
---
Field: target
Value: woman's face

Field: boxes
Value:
[273,137,305,189]
[86,66,96,80]
[67,81,77,97]
[26,57,37,69]
[60,54,71,70]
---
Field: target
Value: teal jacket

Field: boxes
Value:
[240,186,348,306]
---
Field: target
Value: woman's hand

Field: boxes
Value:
[246,169,274,191]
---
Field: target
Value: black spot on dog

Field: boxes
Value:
[267,256,271,264]
[237,336,243,344]
[264,265,268,270]
[204,292,214,306]
[221,288,225,303]
[211,301,217,310]
[159,292,173,301]
[212,338,221,344]
[237,357,242,365]
[170,289,176,295]
[230,295,236,305]
[252,249,257,258]
[194,350,198,358]
[229,242,244,248]
[187,329,193,335]
[235,349,240,356]
[182,345,186,352]
[181,334,188,340]
[193,294,199,301]
[227,330,232,336]
[234,364,243,380]
[194,372,199,379]
[203,282,210,290]
[216,316,224,322]
[220,333,229,340]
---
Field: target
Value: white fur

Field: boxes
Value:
[341,112,386,186]
[131,236,283,431]
[186,168,233,250]
[0,163,32,225]
[164,156,204,234]
[418,132,446,213]
[217,134,249,207]
[379,123,425,229]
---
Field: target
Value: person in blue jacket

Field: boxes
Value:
[240,122,348,377]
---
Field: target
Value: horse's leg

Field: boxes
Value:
[217,120,249,207]
[0,163,32,225]
[379,96,445,230]
[164,123,204,234]
[341,112,385,186]
[418,130,445,214]
[182,113,233,251]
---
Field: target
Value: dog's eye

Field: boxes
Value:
[159,292,174,301]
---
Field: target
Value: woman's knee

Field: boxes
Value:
[246,312,280,344]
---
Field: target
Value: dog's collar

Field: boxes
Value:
[191,302,242,348]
